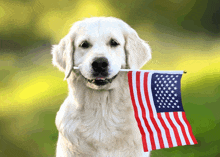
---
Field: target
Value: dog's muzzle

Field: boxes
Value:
[85,57,118,86]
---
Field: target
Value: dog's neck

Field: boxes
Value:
[65,72,136,146]
[67,72,131,110]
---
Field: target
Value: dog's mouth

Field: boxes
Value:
[86,74,118,86]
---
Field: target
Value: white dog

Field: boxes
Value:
[52,17,152,157]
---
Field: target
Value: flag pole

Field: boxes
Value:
[73,67,187,74]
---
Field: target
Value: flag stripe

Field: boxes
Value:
[128,71,148,151]
[144,72,165,149]
[136,71,154,151]
[161,112,178,147]
[182,112,198,144]
[157,112,174,147]
[165,112,182,146]
[178,112,194,145]
[174,112,190,145]
[169,112,186,145]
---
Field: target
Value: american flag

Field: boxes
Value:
[127,71,197,152]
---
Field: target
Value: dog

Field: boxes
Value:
[52,17,152,157]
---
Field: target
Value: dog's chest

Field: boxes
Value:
[78,100,133,145]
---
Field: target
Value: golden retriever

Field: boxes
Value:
[52,17,152,157]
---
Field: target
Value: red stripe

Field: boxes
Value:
[165,112,182,146]
[135,72,155,151]
[173,112,190,145]
[182,112,198,144]
[143,72,165,150]
[157,112,173,147]
[127,71,148,151]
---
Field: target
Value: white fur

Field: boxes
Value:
[52,17,151,157]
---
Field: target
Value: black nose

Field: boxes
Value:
[92,57,109,77]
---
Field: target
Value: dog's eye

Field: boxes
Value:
[80,41,90,49]
[110,39,119,47]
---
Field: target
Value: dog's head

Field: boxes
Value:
[52,17,151,90]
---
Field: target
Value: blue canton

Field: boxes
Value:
[151,73,184,113]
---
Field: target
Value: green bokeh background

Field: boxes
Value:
[0,0,220,156]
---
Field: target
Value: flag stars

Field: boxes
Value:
[152,73,183,112]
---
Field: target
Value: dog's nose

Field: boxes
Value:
[92,57,109,76]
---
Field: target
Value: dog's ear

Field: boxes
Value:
[51,36,74,80]
[124,27,151,69]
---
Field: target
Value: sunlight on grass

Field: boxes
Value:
[18,81,49,101]
[0,1,32,31]
[37,0,118,43]
[176,51,220,89]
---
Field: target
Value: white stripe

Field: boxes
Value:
[132,71,152,151]
[139,72,156,151]
[145,72,160,149]
[161,112,178,147]
[178,112,194,144]
[144,72,169,148]
[169,112,186,145]
[147,73,158,115]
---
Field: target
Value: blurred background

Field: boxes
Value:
[0,0,219,156]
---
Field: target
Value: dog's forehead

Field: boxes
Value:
[74,19,125,42]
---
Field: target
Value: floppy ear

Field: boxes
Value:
[51,36,74,80]
[125,28,152,69]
